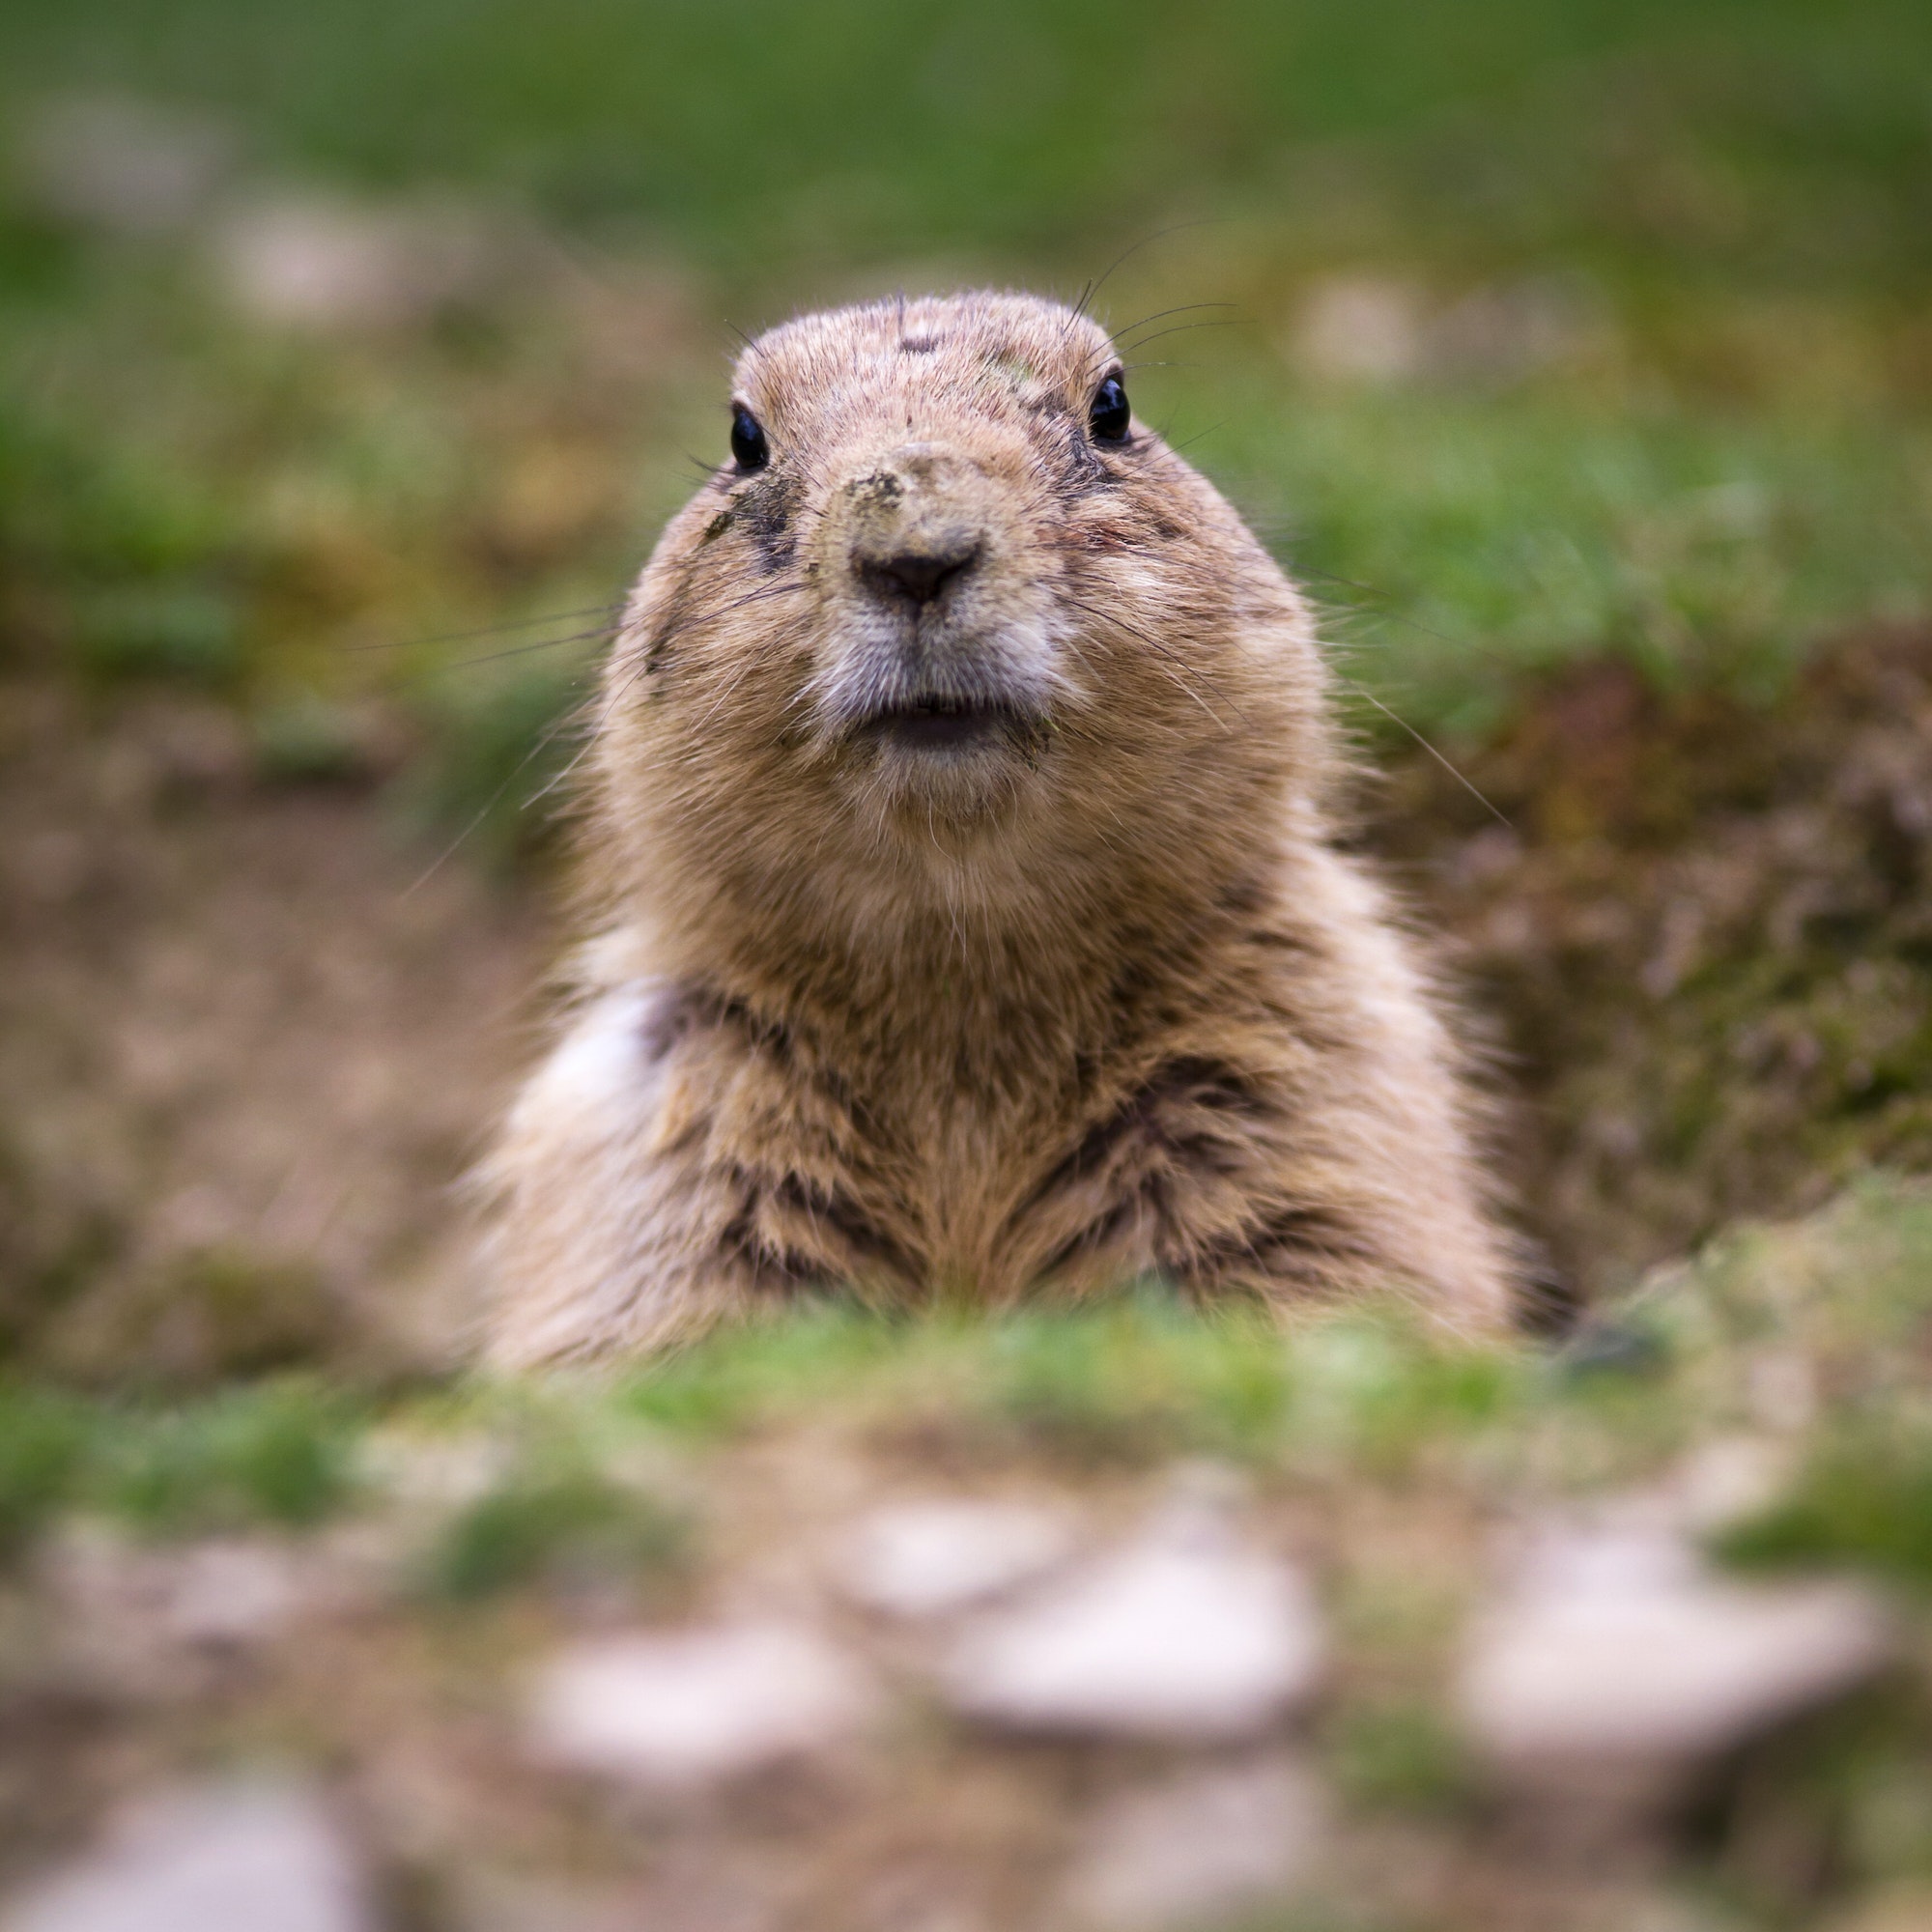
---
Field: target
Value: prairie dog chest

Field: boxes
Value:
[533,978,1040,1248]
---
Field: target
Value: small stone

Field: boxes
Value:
[17,94,234,239]
[942,1521,1323,1741]
[439,1869,648,1932]
[162,1540,302,1648]
[38,1527,305,1699]
[2,1780,372,1932]
[1458,1526,1892,1813]
[528,1623,872,1787]
[1289,275,1425,384]
[1060,1760,1326,1929]
[1668,1435,1795,1535]
[838,1500,1071,1618]
[208,193,502,333]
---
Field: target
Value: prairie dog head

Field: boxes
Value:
[597,291,1328,954]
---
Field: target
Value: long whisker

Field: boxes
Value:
[1058,592,1241,728]
[606,577,808,711]
[638,577,806,665]
[334,602,623,655]
[1103,298,1237,344]
[1340,680,1510,827]
[1164,417,1231,457]
[1076,305,1239,383]
[521,724,600,811]
[1113,316,1243,357]
[687,627,791,734]
[1067,223,1226,328]
[1226,494,1527,680]
[381,624,622,692]
[1074,224,1221,323]
[1292,562,1521,675]
[402,703,587,897]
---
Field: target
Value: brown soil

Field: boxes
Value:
[0,681,549,1380]
[1372,622,1932,1304]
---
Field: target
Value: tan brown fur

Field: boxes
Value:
[479,290,1516,1364]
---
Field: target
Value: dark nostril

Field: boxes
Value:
[859,541,981,608]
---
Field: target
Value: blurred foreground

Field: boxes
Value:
[5,1181,1932,1930]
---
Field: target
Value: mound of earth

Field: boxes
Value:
[1374,623,1932,1304]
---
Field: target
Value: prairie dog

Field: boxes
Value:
[480,290,1515,1363]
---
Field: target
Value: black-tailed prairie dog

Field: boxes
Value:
[480,290,1516,1364]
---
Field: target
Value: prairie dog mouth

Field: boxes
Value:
[860,698,1031,753]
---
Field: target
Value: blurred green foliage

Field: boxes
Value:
[4,0,1928,291]
[422,1461,687,1601]
[1719,1425,1932,1592]
[0,1378,364,1548]
[1326,1695,1473,1818]
[0,1387,89,1558]
[98,1378,362,1531]
[0,0,1927,771]
[612,1285,1537,1477]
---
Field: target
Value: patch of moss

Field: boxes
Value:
[422,1463,687,1601]
[43,1244,344,1390]
[619,1298,909,1437]
[0,1386,88,1560]
[1327,1695,1473,1818]
[95,1379,364,1534]
[969,1292,1290,1463]
[1378,636,1932,1295]
[1716,1424,1932,1592]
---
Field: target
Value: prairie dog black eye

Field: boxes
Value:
[729,404,769,472]
[1088,374,1130,443]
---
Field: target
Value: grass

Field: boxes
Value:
[1718,1424,1932,1594]
[2,0,1926,289]
[608,1287,1536,1474]
[421,1462,687,1601]
[1326,1695,1473,1818]
[1227,387,1932,736]
[0,1377,364,1546]
[10,1171,1930,1559]
[0,0,1927,798]
[96,1378,362,1531]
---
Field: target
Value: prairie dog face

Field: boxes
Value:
[603,292,1316,922]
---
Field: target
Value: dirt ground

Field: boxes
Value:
[0,679,549,1381]
[1373,621,1932,1304]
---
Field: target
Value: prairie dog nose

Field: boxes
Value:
[841,442,992,611]
[855,535,982,608]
